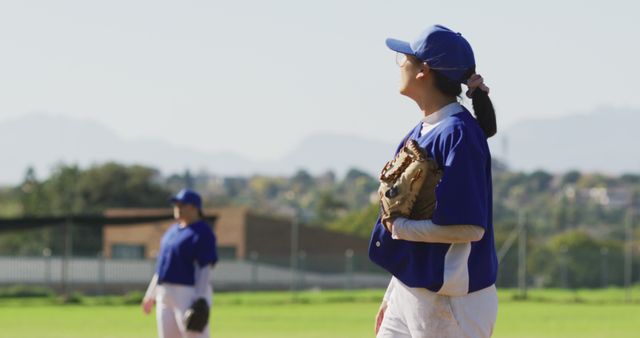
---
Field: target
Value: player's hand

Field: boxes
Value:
[375,300,388,335]
[142,297,155,315]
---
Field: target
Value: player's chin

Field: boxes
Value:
[399,85,412,97]
[398,81,411,96]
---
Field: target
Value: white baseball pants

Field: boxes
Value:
[377,279,497,338]
[155,283,212,338]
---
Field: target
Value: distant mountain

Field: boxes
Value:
[0,113,259,184]
[1,108,639,185]
[0,113,395,185]
[490,107,640,174]
[265,133,395,177]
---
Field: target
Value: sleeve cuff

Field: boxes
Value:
[391,217,412,240]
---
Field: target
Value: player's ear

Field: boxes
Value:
[416,63,430,80]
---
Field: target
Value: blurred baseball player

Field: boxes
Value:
[142,189,218,338]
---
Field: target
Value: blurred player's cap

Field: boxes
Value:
[170,189,202,210]
[386,24,475,84]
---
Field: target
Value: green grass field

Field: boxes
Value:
[0,288,638,338]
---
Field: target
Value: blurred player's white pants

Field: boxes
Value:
[377,279,497,338]
[156,283,212,338]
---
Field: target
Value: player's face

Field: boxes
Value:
[174,203,198,221]
[173,203,184,220]
[398,54,426,97]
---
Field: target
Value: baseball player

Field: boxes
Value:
[142,189,218,338]
[369,25,498,338]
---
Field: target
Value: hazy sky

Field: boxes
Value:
[1,0,638,161]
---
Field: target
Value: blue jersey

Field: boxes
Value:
[369,107,497,294]
[156,220,218,286]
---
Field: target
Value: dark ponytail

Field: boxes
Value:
[431,68,497,138]
[469,87,497,138]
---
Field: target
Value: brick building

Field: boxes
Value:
[102,207,370,272]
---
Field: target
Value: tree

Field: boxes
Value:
[338,168,377,210]
[528,230,625,288]
[314,190,347,223]
[528,170,553,192]
[19,166,47,215]
[8,162,172,256]
[561,170,581,185]
[328,203,379,238]
[344,168,371,183]
[184,169,195,190]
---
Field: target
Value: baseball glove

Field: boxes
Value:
[184,297,209,332]
[378,139,442,231]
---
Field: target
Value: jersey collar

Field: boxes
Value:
[421,102,463,125]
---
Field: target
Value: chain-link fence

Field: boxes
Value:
[0,253,388,295]
[1,213,639,297]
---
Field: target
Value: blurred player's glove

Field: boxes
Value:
[378,139,442,231]
[184,297,209,332]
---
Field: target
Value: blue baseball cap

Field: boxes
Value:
[386,25,475,84]
[170,189,202,210]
